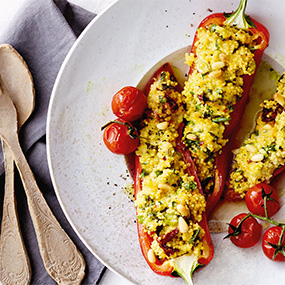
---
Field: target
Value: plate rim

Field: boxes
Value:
[46,0,125,279]
[46,1,285,284]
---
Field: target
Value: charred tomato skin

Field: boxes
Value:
[103,119,139,155]
[262,226,285,262]
[245,183,280,217]
[111,86,147,121]
[228,213,262,248]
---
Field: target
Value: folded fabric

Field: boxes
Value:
[0,0,105,283]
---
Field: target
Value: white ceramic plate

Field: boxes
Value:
[47,1,285,284]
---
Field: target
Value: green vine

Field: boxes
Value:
[224,188,285,260]
[101,120,138,139]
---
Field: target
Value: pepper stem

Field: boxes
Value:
[171,254,199,285]
[224,0,256,29]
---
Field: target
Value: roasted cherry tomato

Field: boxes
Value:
[245,183,280,217]
[227,213,262,248]
[111,86,147,121]
[102,119,139,155]
[262,226,285,261]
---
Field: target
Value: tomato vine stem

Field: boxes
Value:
[224,188,285,259]
[101,120,138,139]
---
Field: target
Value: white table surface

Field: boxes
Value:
[0,0,133,284]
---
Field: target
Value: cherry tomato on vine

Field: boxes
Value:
[226,213,262,248]
[111,86,147,121]
[245,183,280,217]
[102,119,139,155]
[262,226,285,261]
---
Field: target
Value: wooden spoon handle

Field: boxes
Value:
[0,142,31,284]
[2,133,86,284]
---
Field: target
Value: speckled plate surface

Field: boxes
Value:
[47,1,285,284]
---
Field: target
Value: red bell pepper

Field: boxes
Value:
[134,154,214,278]
[224,100,285,202]
[224,144,285,202]
[133,63,214,282]
[143,62,183,95]
[132,0,270,280]
[186,0,269,213]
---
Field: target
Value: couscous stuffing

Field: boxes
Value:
[229,73,285,197]
[135,22,265,262]
[135,71,206,260]
[182,24,262,196]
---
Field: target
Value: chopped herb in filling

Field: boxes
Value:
[229,74,285,197]
[182,24,261,195]
[135,72,206,260]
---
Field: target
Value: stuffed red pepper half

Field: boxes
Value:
[225,73,285,201]
[181,0,269,214]
[134,63,213,283]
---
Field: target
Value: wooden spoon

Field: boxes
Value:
[0,49,85,284]
[0,44,34,284]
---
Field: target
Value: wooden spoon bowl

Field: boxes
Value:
[0,43,34,284]
[0,44,86,284]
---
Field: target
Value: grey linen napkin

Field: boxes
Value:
[0,0,106,283]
